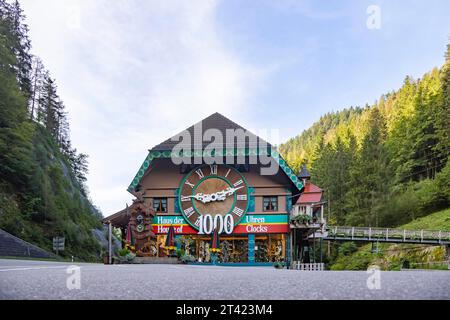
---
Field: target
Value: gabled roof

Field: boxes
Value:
[296,182,322,204]
[297,166,311,179]
[151,112,269,151]
[127,112,304,193]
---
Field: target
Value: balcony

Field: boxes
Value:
[290,204,326,232]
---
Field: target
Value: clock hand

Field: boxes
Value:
[207,186,245,202]
[224,185,244,196]
[190,185,246,204]
[181,193,209,204]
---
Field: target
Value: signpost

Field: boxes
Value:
[53,236,65,255]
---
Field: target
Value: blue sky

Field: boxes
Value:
[19,0,450,215]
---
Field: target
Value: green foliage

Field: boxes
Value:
[338,242,358,256]
[290,214,312,223]
[280,44,450,228]
[273,261,284,269]
[125,252,136,261]
[329,208,450,270]
[180,254,196,264]
[176,248,185,258]
[401,207,450,231]
[118,248,130,257]
[0,1,101,261]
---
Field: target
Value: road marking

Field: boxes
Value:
[0,266,70,272]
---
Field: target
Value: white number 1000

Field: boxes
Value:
[198,214,234,235]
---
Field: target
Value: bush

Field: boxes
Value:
[180,255,196,264]
[436,160,450,202]
[338,242,358,256]
[176,248,185,259]
[379,178,448,227]
[125,252,136,261]
[118,248,130,257]
[273,262,284,269]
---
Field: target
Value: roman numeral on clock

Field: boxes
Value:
[195,169,204,179]
[237,194,247,201]
[232,207,244,217]
[185,180,195,188]
[180,196,191,202]
[209,165,217,175]
[184,207,195,218]
[233,179,243,187]
[194,216,201,227]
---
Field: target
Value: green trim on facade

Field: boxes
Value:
[127,148,303,193]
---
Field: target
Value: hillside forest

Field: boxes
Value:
[280,43,450,229]
[0,1,102,261]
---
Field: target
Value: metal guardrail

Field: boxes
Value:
[325,226,450,244]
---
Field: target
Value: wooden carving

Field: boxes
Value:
[129,193,156,256]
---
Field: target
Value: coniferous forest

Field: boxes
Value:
[280,44,450,228]
[0,1,102,260]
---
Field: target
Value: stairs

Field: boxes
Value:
[0,229,56,259]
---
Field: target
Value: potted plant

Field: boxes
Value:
[101,251,109,264]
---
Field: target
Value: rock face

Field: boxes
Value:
[0,229,56,259]
[91,227,122,254]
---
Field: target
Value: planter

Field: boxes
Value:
[102,255,109,264]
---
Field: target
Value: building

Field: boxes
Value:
[290,166,326,263]
[104,113,324,265]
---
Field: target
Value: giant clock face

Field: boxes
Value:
[179,164,250,230]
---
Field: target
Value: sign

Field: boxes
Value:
[53,236,65,252]
[152,214,289,235]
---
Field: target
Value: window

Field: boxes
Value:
[263,196,278,211]
[153,198,168,213]
[255,234,285,262]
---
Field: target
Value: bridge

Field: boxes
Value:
[323,226,450,245]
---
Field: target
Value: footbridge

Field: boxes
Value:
[323,226,450,245]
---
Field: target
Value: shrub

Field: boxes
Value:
[180,255,196,264]
[118,248,130,257]
[273,262,284,269]
[125,252,136,261]
[176,248,185,259]
[338,242,358,256]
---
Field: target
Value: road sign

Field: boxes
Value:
[53,237,65,252]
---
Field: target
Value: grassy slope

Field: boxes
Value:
[401,208,450,231]
[330,208,450,270]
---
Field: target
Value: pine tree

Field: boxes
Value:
[0,0,32,97]
[29,56,44,120]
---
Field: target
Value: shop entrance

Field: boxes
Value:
[157,233,286,264]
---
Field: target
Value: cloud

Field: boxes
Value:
[20,0,269,215]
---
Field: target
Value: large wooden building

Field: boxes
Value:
[104,113,324,265]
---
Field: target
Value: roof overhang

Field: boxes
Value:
[127,148,303,194]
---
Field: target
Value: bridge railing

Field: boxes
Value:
[327,226,450,243]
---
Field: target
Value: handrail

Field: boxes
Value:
[325,226,450,244]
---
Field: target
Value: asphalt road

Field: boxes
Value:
[0,259,449,299]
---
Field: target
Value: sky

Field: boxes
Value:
[19,0,450,216]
